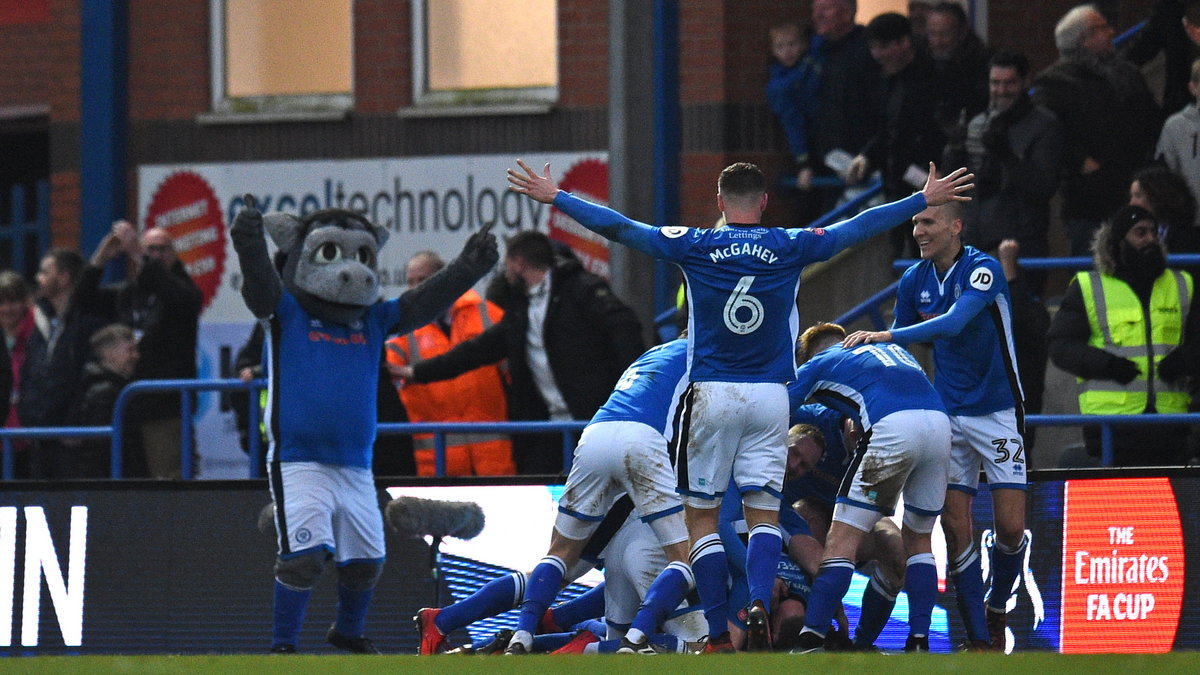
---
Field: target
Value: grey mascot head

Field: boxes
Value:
[263,208,390,325]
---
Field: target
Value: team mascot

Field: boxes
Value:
[232,195,497,653]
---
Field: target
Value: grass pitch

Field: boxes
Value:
[1,652,1198,674]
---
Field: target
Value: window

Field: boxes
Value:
[209,0,353,117]
[410,0,558,113]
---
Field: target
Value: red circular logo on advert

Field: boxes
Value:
[551,158,611,278]
[143,171,226,309]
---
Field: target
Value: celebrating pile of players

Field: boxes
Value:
[404,156,1004,656]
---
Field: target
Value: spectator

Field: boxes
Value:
[399,231,645,475]
[384,251,514,477]
[1047,205,1197,466]
[80,220,202,479]
[21,248,106,478]
[847,13,946,258]
[1125,0,1197,115]
[766,21,823,193]
[907,0,938,48]
[0,271,33,476]
[63,323,139,478]
[1033,4,1162,255]
[924,1,991,124]
[809,0,882,190]
[945,50,1064,296]
[1129,165,1200,254]
[993,239,1050,449]
[1155,58,1200,229]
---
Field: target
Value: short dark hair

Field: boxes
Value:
[44,248,85,284]
[505,230,555,269]
[929,1,968,28]
[989,49,1030,78]
[1186,0,1200,25]
[0,271,29,304]
[1133,165,1197,228]
[717,163,766,200]
[866,12,911,43]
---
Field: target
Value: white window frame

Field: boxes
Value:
[206,0,354,121]
[406,0,557,117]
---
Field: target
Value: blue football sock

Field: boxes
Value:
[333,583,373,638]
[745,524,783,612]
[803,558,856,636]
[690,533,730,638]
[905,554,938,638]
[436,571,526,634]
[950,542,989,643]
[854,567,899,647]
[517,556,567,636]
[630,561,694,637]
[272,580,312,648]
[549,580,606,630]
[988,534,1028,612]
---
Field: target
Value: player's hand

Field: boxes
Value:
[841,330,891,348]
[507,159,561,204]
[921,162,974,206]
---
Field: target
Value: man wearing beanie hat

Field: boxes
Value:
[1048,204,1198,466]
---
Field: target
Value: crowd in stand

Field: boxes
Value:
[4,2,1198,479]
[766,1,1200,467]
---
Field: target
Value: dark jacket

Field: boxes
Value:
[410,257,645,474]
[930,31,992,124]
[861,51,946,201]
[811,25,882,163]
[61,361,130,477]
[946,95,1064,257]
[1047,222,1197,465]
[75,259,202,422]
[1033,55,1162,221]
[19,293,107,428]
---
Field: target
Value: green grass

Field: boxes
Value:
[1,652,1198,674]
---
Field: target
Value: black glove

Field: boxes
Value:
[459,221,499,275]
[1104,355,1141,384]
[1157,348,1186,383]
[231,193,264,248]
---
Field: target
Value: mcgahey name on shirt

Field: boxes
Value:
[709,242,779,264]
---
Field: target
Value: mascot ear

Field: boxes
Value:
[263,212,303,253]
[373,223,389,249]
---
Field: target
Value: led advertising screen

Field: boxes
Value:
[0,474,1199,654]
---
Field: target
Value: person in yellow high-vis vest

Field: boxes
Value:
[384,251,515,476]
[1048,205,1198,465]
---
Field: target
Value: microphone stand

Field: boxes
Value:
[428,534,445,608]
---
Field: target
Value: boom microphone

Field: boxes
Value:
[386,496,485,541]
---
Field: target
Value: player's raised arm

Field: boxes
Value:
[821,163,974,255]
[507,158,684,260]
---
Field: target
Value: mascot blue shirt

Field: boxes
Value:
[266,292,402,469]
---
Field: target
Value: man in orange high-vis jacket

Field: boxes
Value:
[385,251,515,476]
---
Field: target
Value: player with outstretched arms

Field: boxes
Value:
[508,159,972,652]
[843,199,1026,651]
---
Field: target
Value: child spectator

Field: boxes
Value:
[766,22,823,192]
[64,323,139,478]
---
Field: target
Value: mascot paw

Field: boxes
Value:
[231,193,264,242]
[460,221,499,274]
